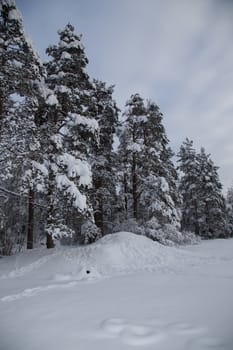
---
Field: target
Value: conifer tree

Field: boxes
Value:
[118,94,146,221]
[0,0,42,117]
[178,140,229,238]
[226,186,233,235]
[0,0,48,252]
[139,100,180,226]
[90,80,119,235]
[118,94,180,230]
[177,138,200,234]
[197,148,229,238]
[44,24,99,245]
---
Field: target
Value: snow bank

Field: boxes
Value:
[0,232,217,283]
[48,231,190,282]
[1,234,233,350]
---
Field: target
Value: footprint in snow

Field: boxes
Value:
[98,318,222,348]
[99,318,165,346]
[0,281,78,302]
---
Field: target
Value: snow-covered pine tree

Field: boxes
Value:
[45,23,99,245]
[118,94,180,233]
[196,147,229,238]
[0,0,42,117]
[90,80,119,235]
[226,186,233,236]
[139,100,180,227]
[177,138,200,234]
[178,140,229,238]
[118,93,146,221]
[0,0,49,252]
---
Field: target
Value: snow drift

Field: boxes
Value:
[1,232,233,350]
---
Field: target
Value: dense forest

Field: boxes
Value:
[1,0,233,255]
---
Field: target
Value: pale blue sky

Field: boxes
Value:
[17,0,233,191]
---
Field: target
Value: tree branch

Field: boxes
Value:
[0,186,46,208]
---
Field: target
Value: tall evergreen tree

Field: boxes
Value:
[44,23,99,245]
[0,0,48,252]
[226,186,233,235]
[178,140,229,238]
[197,148,229,238]
[118,94,146,221]
[139,100,180,226]
[177,138,200,234]
[90,80,119,235]
[0,0,42,117]
[118,94,180,229]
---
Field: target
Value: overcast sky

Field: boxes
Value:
[17,0,233,192]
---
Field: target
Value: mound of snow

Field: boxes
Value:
[0,232,215,284]
[48,232,204,281]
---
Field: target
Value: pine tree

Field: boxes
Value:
[44,23,99,245]
[0,0,48,252]
[139,100,180,227]
[118,94,180,230]
[118,93,146,221]
[90,80,119,235]
[197,148,229,238]
[178,140,229,238]
[177,138,200,234]
[226,186,233,236]
[0,0,42,117]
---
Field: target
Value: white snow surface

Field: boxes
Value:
[0,232,233,350]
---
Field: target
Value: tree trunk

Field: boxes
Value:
[124,173,128,219]
[132,155,138,220]
[94,195,104,235]
[46,168,55,249]
[0,90,4,121]
[194,202,199,235]
[27,187,34,249]
[46,232,55,249]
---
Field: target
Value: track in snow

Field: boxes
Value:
[97,317,223,349]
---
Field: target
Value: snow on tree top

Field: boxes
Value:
[58,23,75,36]
[1,0,16,10]
[0,0,23,24]
[8,8,21,21]
[59,38,84,50]
[1,0,15,5]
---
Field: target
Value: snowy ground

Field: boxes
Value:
[0,232,233,350]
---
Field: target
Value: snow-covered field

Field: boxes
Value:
[0,232,233,350]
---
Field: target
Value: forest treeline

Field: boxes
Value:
[1,0,233,255]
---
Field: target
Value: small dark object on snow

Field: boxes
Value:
[86,270,90,274]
